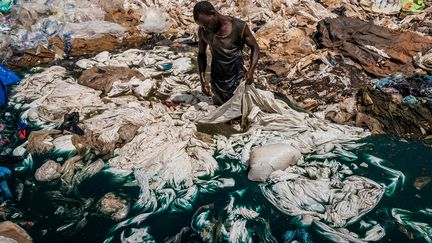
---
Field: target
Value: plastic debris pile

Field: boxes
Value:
[0,47,402,242]
[1,0,432,138]
[0,0,169,67]
[0,0,431,242]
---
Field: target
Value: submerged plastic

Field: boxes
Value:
[260,160,385,242]
[282,229,312,243]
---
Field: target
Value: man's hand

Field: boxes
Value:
[202,81,211,96]
[244,70,254,85]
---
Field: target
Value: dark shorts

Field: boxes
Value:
[210,81,242,105]
[210,73,244,105]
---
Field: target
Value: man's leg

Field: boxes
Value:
[210,83,225,106]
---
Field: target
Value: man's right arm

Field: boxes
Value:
[198,28,211,95]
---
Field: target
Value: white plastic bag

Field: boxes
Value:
[137,8,167,34]
[248,143,301,182]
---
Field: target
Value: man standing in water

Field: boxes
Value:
[193,1,260,105]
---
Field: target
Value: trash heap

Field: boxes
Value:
[1,0,432,138]
[0,0,431,242]
[0,46,406,242]
[0,0,169,67]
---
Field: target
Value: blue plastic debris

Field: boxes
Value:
[0,64,21,108]
[63,34,72,55]
[0,64,20,85]
[374,73,405,90]
[0,0,15,13]
[282,229,313,243]
[18,119,27,130]
[403,95,418,105]
[329,59,337,67]
[0,166,12,203]
[161,63,173,70]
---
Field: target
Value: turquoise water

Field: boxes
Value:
[352,136,432,242]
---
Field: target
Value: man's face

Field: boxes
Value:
[195,13,218,31]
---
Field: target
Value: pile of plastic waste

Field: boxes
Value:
[0,0,168,67]
[1,0,432,138]
[0,0,431,242]
[0,45,426,242]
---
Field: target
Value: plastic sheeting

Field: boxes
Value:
[78,66,146,95]
[13,66,103,127]
[82,101,184,155]
[260,160,385,242]
[200,82,367,168]
[61,21,127,39]
[7,0,127,47]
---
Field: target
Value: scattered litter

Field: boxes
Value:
[360,162,369,168]
[413,176,431,190]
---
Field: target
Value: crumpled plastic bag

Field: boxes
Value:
[0,64,21,86]
[97,192,130,221]
[34,160,62,182]
[137,8,167,34]
[248,143,302,182]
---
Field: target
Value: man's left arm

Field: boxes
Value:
[242,24,260,85]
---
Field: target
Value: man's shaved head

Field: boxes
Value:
[193,1,216,21]
[193,1,220,31]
